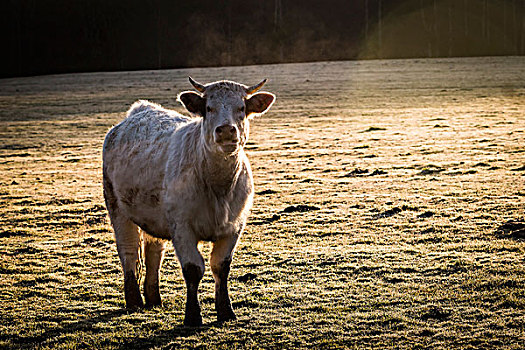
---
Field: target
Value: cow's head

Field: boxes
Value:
[179,77,275,155]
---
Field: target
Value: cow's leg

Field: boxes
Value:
[112,216,144,309]
[104,174,144,309]
[172,227,205,327]
[143,236,167,308]
[210,234,239,322]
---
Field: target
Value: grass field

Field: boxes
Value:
[0,56,524,349]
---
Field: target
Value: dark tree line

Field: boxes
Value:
[2,0,524,78]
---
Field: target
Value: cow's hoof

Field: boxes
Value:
[217,310,237,323]
[183,315,203,328]
[125,303,144,311]
[145,301,162,309]
[125,296,144,310]
[125,274,144,309]
[145,293,162,308]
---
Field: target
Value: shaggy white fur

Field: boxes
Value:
[102,78,275,326]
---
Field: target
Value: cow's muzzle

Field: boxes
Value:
[215,124,239,153]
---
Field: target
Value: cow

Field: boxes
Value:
[102,77,275,327]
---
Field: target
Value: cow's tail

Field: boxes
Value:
[135,231,145,286]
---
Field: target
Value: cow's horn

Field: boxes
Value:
[188,76,205,93]
[245,79,267,94]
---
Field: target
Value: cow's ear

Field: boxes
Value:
[179,91,205,116]
[246,92,275,118]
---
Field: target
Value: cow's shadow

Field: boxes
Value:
[118,319,247,349]
[116,323,208,350]
[13,309,126,348]
[12,308,206,349]
[118,323,210,350]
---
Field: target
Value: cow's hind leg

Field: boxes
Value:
[113,216,144,309]
[143,236,167,307]
[104,174,144,309]
[210,234,239,322]
[172,226,205,327]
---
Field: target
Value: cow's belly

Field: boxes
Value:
[126,206,172,240]
[123,200,243,242]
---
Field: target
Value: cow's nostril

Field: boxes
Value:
[216,125,236,137]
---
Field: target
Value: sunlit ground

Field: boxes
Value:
[0,56,524,349]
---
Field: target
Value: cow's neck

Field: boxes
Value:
[202,150,242,196]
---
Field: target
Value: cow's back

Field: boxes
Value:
[104,100,190,152]
[102,100,194,237]
[103,100,192,167]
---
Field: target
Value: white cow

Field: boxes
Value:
[102,77,275,326]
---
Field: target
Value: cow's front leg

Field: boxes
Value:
[172,227,205,327]
[210,234,239,322]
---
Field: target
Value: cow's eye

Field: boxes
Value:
[206,106,212,113]
[239,106,245,112]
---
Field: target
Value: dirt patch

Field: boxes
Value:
[374,205,420,219]
[418,167,445,175]
[256,189,279,195]
[495,220,525,239]
[282,205,320,213]
[361,126,386,132]
[418,211,435,218]
[420,306,451,321]
[340,168,387,177]
[341,168,370,177]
